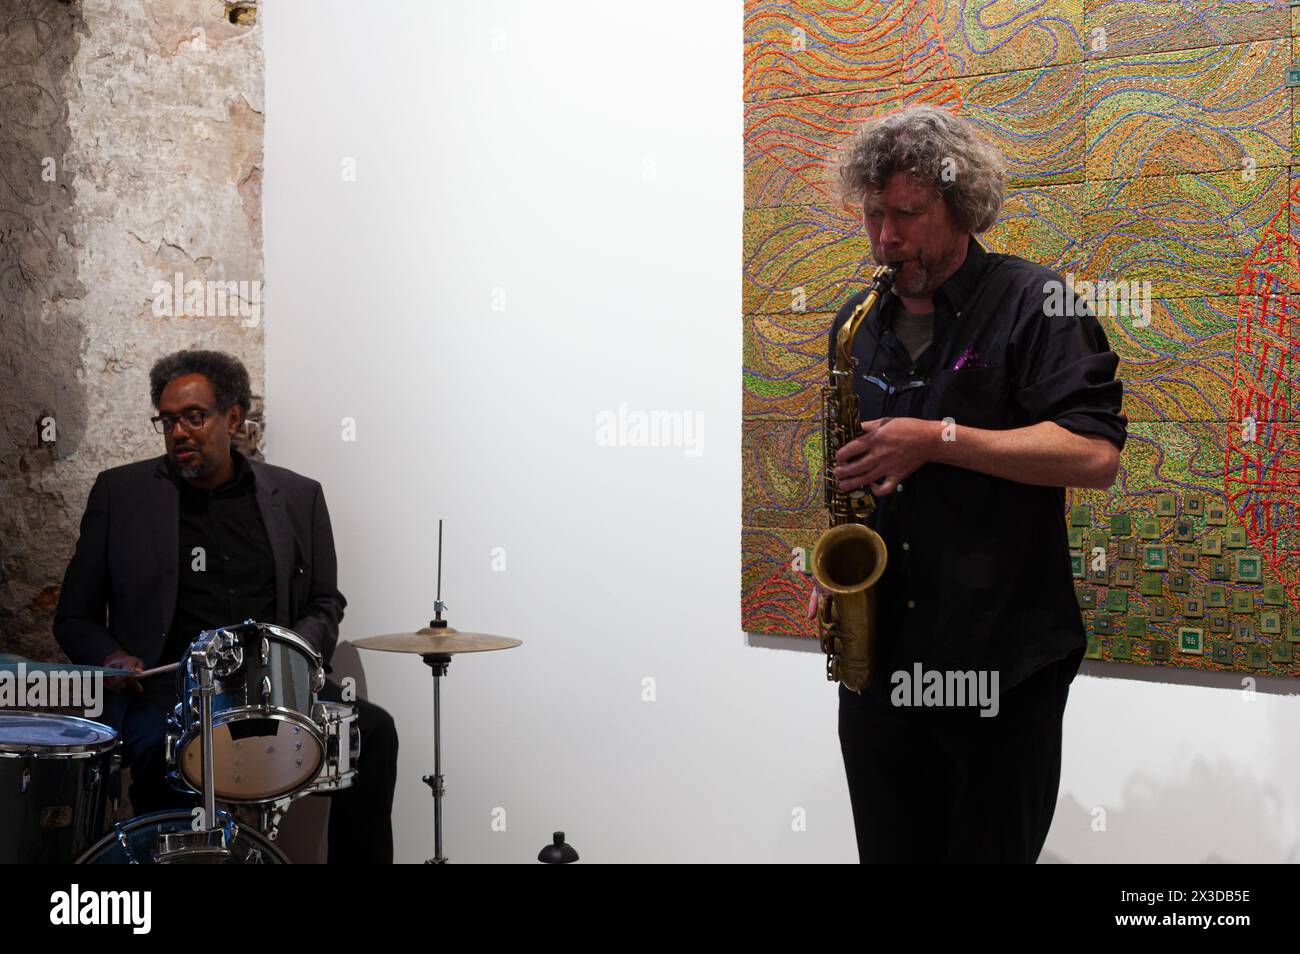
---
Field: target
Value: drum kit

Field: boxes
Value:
[1,610,520,864]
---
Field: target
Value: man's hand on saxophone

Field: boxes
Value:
[833,416,936,495]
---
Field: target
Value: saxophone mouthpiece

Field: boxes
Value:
[876,264,898,288]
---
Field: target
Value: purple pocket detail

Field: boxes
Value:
[952,347,987,370]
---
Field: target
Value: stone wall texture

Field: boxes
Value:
[0,0,265,660]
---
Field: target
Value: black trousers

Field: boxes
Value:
[838,653,1077,863]
[119,678,398,863]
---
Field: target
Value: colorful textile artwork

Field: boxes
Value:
[741,0,1300,674]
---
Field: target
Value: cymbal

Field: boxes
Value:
[352,627,521,655]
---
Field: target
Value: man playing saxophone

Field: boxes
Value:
[807,105,1127,863]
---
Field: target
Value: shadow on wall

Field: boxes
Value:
[1048,662,1300,862]
[0,1,89,659]
[1047,757,1300,863]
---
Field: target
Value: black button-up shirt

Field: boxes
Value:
[142,450,277,703]
[828,237,1127,698]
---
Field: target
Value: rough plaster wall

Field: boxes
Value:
[0,0,265,660]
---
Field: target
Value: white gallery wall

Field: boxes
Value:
[262,0,1300,862]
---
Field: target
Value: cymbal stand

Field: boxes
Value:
[421,519,451,864]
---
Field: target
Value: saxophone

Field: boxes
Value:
[812,264,896,693]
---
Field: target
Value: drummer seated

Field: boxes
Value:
[53,348,398,864]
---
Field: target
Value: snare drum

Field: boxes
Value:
[0,712,119,863]
[302,701,360,795]
[167,622,325,803]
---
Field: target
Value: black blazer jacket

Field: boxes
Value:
[53,455,346,694]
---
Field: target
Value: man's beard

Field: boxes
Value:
[886,242,961,299]
[174,451,209,479]
[892,257,934,298]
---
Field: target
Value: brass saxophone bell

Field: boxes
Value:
[812,523,888,693]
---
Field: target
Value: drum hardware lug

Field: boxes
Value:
[261,675,272,700]
[261,636,270,666]
[110,749,123,816]
[256,797,292,842]
[155,829,232,864]
[208,628,245,678]
[20,764,31,795]
[114,822,140,864]
[312,667,325,692]
[220,639,245,678]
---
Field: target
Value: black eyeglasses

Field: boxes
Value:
[151,407,217,434]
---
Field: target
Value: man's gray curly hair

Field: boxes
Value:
[830,105,1007,234]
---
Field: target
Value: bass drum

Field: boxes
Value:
[76,810,288,864]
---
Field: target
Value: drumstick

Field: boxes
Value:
[130,661,181,678]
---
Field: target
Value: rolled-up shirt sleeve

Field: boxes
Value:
[1009,282,1128,452]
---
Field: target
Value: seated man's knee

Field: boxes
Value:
[358,698,398,753]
